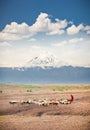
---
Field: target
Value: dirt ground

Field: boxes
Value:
[0,86,90,130]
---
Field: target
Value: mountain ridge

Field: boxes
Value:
[0,66,90,84]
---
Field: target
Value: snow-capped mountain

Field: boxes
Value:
[24,54,68,68]
[1,52,90,84]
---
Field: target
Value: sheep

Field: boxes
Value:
[59,95,74,104]
[9,100,19,105]
[32,100,42,106]
[20,100,28,104]
[27,100,32,104]
[38,99,50,106]
[59,99,70,104]
[41,101,49,106]
[9,95,74,107]
[49,100,59,106]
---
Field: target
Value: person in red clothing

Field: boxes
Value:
[68,95,74,103]
[59,95,74,104]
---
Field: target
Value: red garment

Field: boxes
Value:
[68,95,74,103]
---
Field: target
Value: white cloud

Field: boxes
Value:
[67,24,84,35]
[52,41,67,47]
[0,13,68,41]
[28,38,37,42]
[0,41,11,47]
[0,13,90,42]
[31,45,40,49]
[52,38,83,47]
[3,22,29,34]
[0,32,21,40]
[83,25,90,34]
[30,12,67,35]
[47,29,64,35]
[69,38,83,43]
[30,12,49,32]
[0,38,89,67]
[0,12,90,67]
[0,22,30,41]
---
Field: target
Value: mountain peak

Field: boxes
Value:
[24,54,68,68]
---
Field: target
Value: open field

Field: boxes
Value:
[0,84,90,130]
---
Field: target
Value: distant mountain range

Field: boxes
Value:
[0,66,90,84]
[0,54,90,84]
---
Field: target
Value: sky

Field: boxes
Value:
[0,0,90,67]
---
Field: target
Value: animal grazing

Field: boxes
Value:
[27,100,32,104]
[9,95,74,106]
[9,100,19,105]
[49,102,59,105]
[20,100,28,104]
[59,95,74,104]
[49,100,59,106]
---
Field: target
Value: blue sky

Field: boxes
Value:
[0,0,90,31]
[0,0,90,67]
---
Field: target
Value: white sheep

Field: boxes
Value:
[9,100,19,105]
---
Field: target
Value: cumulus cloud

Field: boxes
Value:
[3,22,29,34]
[0,12,90,42]
[0,22,30,40]
[0,13,68,41]
[30,12,67,35]
[83,25,90,34]
[0,32,21,40]
[67,24,90,35]
[67,24,84,35]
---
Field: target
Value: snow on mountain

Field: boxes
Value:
[24,54,68,68]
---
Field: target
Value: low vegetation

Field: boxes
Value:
[47,85,90,91]
[0,84,90,92]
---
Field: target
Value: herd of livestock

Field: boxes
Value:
[9,95,74,106]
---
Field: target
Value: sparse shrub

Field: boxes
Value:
[0,90,2,93]
[27,90,29,92]
[30,89,32,92]
[27,89,32,92]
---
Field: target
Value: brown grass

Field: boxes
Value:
[0,84,90,130]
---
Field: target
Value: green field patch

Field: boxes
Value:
[0,84,42,92]
[46,85,90,91]
[0,84,90,92]
[15,85,42,91]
